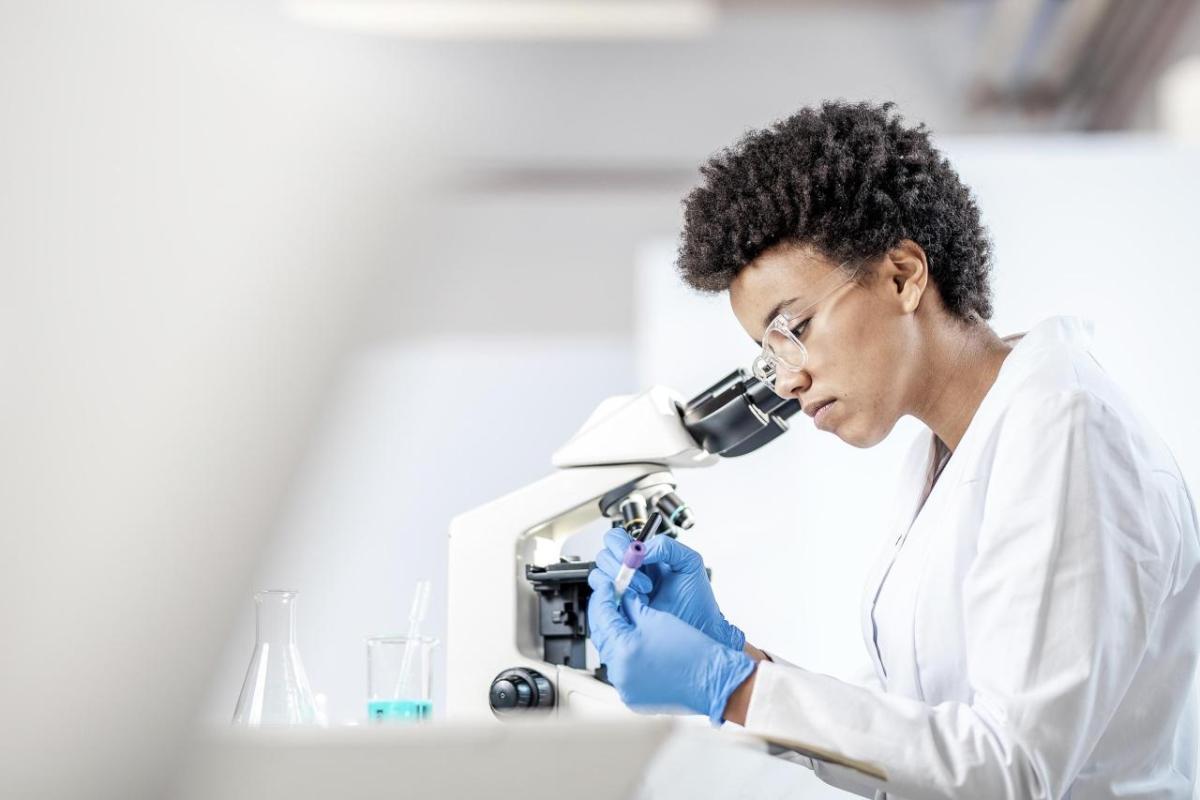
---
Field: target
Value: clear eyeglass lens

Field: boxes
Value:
[752,355,776,383]
[764,330,807,372]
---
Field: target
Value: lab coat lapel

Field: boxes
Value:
[860,432,935,684]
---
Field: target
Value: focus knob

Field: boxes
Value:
[489,667,554,717]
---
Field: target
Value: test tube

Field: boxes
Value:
[634,511,666,544]
[613,540,646,601]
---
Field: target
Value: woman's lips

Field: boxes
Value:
[813,400,837,430]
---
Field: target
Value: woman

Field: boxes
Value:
[587,101,1199,799]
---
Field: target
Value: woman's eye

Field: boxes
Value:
[789,318,810,337]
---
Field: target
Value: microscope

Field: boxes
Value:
[445,369,800,721]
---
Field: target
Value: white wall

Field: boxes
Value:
[635,136,1200,797]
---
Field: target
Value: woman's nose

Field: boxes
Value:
[773,367,811,399]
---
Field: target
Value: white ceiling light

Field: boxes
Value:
[285,0,718,41]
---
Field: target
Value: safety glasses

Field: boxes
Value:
[750,263,855,392]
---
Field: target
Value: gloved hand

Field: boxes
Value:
[587,569,755,725]
[592,527,745,652]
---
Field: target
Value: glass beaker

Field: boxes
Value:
[232,590,319,727]
[366,635,438,723]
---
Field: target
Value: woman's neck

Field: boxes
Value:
[913,321,1013,452]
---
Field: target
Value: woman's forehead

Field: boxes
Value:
[736,245,838,293]
[730,246,843,323]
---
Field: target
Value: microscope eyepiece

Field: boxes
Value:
[682,369,801,458]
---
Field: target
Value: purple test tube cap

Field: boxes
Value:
[622,540,646,570]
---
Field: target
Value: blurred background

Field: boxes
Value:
[3,1,1200,798]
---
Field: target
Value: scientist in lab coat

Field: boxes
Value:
[587,101,1200,799]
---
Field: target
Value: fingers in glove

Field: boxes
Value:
[587,571,634,646]
[640,532,704,573]
[620,587,646,623]
[603,527,634,559]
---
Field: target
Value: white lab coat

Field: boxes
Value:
[743,317,1200,799]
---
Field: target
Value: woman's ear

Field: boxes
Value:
[887,240,928,314]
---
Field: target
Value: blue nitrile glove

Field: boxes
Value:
[593,527,745,652]
[586,568,755,725]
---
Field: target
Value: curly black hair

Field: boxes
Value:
[677,101,994,321]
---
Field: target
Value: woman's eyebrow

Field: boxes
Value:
[762,295,802,329]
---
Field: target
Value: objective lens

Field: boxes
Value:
[656,492,694,531]
[618,494,647,537]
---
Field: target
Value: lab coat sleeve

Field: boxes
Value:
[756,652,884,797]
[761,650,882,692]
[742,389,1172,799]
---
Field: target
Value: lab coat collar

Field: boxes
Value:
[1006,315,1095,352]
[891,315,1100,521]
[906,315,1097,496]
[979,316,1095,421]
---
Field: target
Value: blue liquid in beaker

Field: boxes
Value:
[368,699,433,722]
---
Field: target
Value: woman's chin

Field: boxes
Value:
[835,417,892,449]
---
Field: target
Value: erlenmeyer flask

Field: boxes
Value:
[232,590,318,726]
